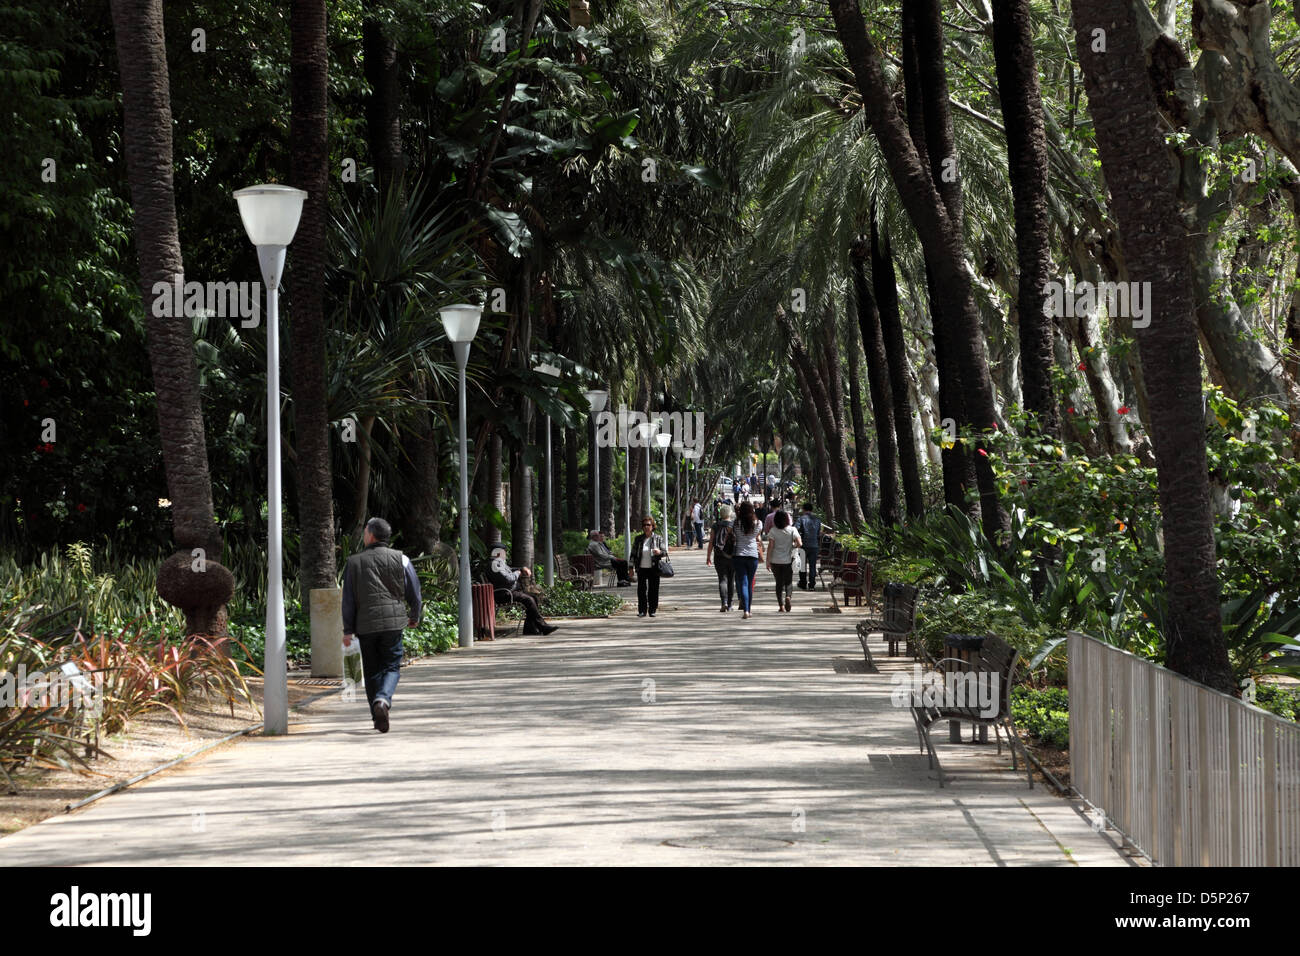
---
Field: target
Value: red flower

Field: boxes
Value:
[977,448,988,457]
[43,442,53,453]
[1067,407,1075,415]
[1077,362,1087,371]
[1019,479,1028,486]
[76,503,87,513]
[1117,405,1130,415]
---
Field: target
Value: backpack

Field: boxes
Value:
[714,520,735,558]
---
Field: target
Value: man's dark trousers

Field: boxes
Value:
[693,520,705,548]
[357,630,403,708]
[799,549,819,589]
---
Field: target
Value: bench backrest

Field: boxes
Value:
[882,583,919,631]
[555,553,573,576]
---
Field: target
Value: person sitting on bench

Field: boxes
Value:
[486,547,557,635]
[587,531,633,585]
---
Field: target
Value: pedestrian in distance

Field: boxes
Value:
[706,503,737,612]
[795,501,823,590]
[731,499,764,619]
[630,515,668,617]
[681,510,695,548]
[342,517,422,733]
[765,509,802,612]
[691,498,705,549]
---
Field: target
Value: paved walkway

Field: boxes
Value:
[0,547,1130,865]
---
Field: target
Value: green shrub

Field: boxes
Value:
[1010,685,1070,748]
[540,580,623,617]
[1253,682,1300,723]
[914,591,1064,681]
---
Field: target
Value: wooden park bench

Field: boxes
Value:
[555,553,594,590]
[854,582,919,669]
[909,633,1033,788]
[816,539,870,613]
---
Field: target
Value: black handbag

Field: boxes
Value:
[653,538,675,577]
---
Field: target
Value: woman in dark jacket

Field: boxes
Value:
[629,515,668,617]
[705,503,736,612]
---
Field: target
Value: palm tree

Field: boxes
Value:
[1073,0,1233,693]
[109,0,232,636]
[288,0,337,596]
[991,0,1059,441]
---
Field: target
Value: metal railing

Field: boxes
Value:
[1068,631,1300,866]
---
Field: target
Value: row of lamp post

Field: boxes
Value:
[237,179,700,730]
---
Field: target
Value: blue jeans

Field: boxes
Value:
[693,521,705,548]
[733,556,759,611]
[358,630,403,708]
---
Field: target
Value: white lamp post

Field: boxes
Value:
[535,362,561,587]
[655,431,671,546]
[635,421,656,521]
[583,389,608,533]
[233,184,306,737]
[441,303,483,649]
[623,416,632,561]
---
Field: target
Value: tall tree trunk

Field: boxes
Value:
[851,240,900,525]
[871,218,925,518]
[362,1,403,192]
[407,395,441,554]
[991,0,1060,440]
[110,0,231,636]
[795,362,837,521]
[1073,0,1233,693]
[564,426,579,527]
[780,309,862,529]
[831,0,1005,540]
[288,0,336,592]
[348,414,377,544]
[845,336,874,516]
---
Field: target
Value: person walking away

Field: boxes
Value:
[731,499,764,619]
[795,502,823,590]
[486,546,558,635]
[691,499,705,549]
[630,516,667,617]
[681,510,694,548]
[765,509,802,612]
[342,517,422,733]
[588,530,633,585]
[706,503,737,611]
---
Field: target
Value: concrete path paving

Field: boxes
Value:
[0,546,1131,866]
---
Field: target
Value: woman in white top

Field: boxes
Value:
[629,515,667,617]
[764,509,803,612]
[730,500,764,619]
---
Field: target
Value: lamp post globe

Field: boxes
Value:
[234,184,307,737]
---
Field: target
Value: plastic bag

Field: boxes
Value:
[342,638,363,685]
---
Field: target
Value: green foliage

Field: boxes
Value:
[1253,683,1300,723]
[914,591,1063,681]
[1010,686,1070,749]
[541,580,624,617]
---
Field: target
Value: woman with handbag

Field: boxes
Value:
[630,515,667,618]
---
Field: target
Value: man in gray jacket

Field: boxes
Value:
[342,517,422,733]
